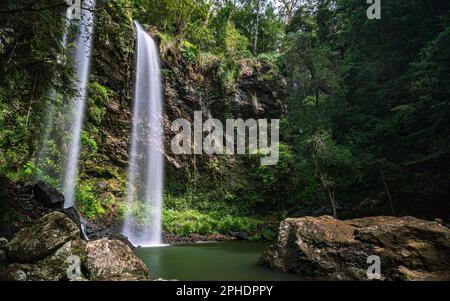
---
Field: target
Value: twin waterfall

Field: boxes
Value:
[39,13,164,246]
[122,21,164,247]
[63,0,96,208]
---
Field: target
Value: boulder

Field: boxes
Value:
[85,238,149,280]
[349,216,450,276]
[60,207,89,240]
[2,211,151,281]
[33,181,65,209]
[29,239,88,281]
[0,264,29,281]
[0,237,8,249]
[229,231,251,241]
[0,249,6,272]
[6,212,80,262]
[0,238,7,271]
[260,216,450,280]
[85,225,135,250]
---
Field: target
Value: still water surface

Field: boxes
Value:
[135,242,303,281]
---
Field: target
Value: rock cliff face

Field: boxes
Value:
[80,12,287,214]
[94,44,286,170]
[260,216,450,280]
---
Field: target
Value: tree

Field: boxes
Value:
[277,0,302,24]
[253,0,262,54]
[304,131,360,218]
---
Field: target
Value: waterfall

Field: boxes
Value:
[62,0,96,208]
[123,21,164,247]
[37,19,70,176]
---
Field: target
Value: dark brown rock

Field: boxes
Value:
[33,181,65,209]
[260,216,450,280]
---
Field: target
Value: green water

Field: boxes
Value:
[135,242,303,281]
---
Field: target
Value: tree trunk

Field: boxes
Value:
[204,1,213,27]
[327,188,337,218]
[378,162,396,216]
[253,0,261,55]
[25,73,38,128]
[315,88,320,111]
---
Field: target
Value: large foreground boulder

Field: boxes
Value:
[6,212,80,262]
[260,216,450,280]
[1,212,150,281]
[85,238,149,280]
[2,239,87,281]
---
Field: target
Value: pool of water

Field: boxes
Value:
[135,241,303,281]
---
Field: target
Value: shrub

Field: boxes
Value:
[75,182,105,219]
[81,131,98,153]
[162,209,261,236]
[180,41,199,65]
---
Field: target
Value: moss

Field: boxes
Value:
[87,82,109,127]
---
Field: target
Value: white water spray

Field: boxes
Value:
[63,0,96,208]
[37,19,70,173]
[123,21,164,246]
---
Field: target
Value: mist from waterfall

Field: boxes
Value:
[37,19,70,174]
[123,21,164,247]
[62,0,96,208]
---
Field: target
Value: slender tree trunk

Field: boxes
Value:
[315,88,320,111]
[318,171,337,218]
[25,73,38,128]
[378,162,396,216]
[253,0,261,55]
[204,3,213,28]
[327,188,337,218]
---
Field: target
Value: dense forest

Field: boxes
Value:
[1,0,449,242]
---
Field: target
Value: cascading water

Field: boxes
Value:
[62,0,96,208]
[123,21,164,247]
[37,19,70,174]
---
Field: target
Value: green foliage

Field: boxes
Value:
[283,0,450,218]
[245,142,302,209]
[87,82,109,126]
[221,21,251,58]
[2,0,450,230]
[81,131,98,153]
[17,161,60,187]
[249,228,276,242]
[163,209,261,236]
[180,41,199,65]
[232,1,284,54]
[75,182,106,219]
[217,58,240,91]
[0,0,75,176]
[257,52,283,72]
